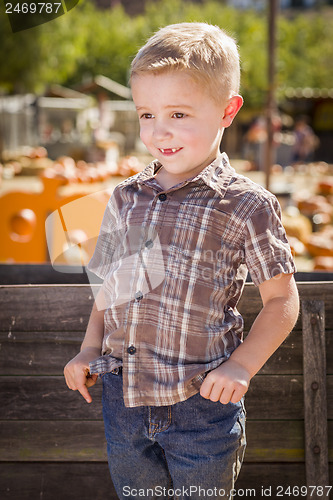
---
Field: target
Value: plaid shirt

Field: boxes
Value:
[87,153,296,407]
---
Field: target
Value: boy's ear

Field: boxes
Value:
[221,95,243,127]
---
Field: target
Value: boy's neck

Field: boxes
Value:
[154,168,190,191]
[155,156,219,191]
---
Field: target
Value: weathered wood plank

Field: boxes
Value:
[0,331,85,375]
[0,462,116,500]
[0,282,332,499]
[0,328,303,375]
[1,264,332,285]
[1,376,103,420]
[237,463,333,499]
[0,264,92,285]
[3,462,332,500]
[302,300,330,494]
[3,374,332,420]
[1,283,333,333]
[0,285,97,332]
[0,421,107,461]
[0,282,329,377]
[1,420,332,462]
[2,328,332,376]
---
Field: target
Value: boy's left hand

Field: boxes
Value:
[200,359,250,404]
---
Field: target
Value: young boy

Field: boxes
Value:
[64,22,299,499]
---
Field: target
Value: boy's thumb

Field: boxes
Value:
[86,373,98,388]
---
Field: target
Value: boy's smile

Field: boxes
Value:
[131,71,239,190]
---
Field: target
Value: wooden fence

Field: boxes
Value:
[0,281,332,500]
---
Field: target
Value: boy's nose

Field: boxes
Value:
[152,121,172,141]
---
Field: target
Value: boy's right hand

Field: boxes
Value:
[64,347,100,403]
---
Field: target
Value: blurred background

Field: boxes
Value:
[1,0,333,279]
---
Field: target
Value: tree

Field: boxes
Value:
[0,0,332,111]
[0,2,89,93]
[278,9,333,91]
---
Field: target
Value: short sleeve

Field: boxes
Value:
[244,195,296,286]
[86,195,120,280]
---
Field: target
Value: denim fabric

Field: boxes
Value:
[102,371,246,500]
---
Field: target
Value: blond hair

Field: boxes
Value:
[130,22,240,104]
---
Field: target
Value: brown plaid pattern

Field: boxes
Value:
[88,154,296,407]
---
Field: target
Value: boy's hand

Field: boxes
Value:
[200,359,250,404]
[64,347,100,403]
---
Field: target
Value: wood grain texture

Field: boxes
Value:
[1,419,332,463]
[4,462,333,500]
[1,263,332,285]
[2,375,333,421]
[302,300,330,493]
[0,264,92,285]
[2,328,332,375]
[0,462,117,500]
[0,328,310,375]
[1,282,333,333]
[0,285,96,332]
[0,282,332,495]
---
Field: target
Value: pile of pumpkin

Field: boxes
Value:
[283,178,333,270]
[41,155,145,184]
[0,146,146,185]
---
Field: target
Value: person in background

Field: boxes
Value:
[292,115,319,164]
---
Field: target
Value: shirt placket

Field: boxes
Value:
[123,185,175,406]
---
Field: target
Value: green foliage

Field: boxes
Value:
[0,0,332,109]
[37,3,89,92]
[0,8,43,93]
[0,2,89,93]
[278,9,333,91]
[67,3,140,86]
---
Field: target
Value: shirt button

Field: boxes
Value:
[145,239,153,249]
[135,291,143,301]
[158,193,167,201]
[127,345,136,355]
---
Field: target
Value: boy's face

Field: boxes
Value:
[131,71,230,186]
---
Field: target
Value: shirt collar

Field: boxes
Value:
[135,152,235,199]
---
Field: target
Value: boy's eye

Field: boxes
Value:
[172,112,186,119]
[140,113,154,119]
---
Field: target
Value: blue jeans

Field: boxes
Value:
[102,371,246,500]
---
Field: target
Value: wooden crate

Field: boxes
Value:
[0,282,332,500]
